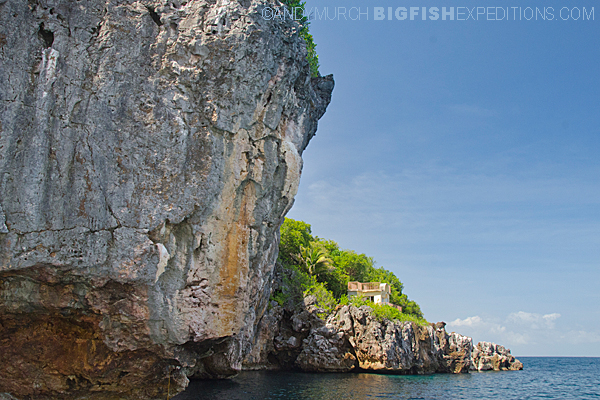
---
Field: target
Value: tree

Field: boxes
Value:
[278,218,314,267]
[396,294,424,319]
[298,243,334,278]
[331,250,374,282]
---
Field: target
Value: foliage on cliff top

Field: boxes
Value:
[276,217,424,319]
[344,294,429,326]
[281,0,320,77]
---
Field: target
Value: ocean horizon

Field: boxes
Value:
[174,357,600,399]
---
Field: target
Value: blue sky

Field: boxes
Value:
[285,0,600,356]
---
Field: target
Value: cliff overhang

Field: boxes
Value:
[0,0,333,398]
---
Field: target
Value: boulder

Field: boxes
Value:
[471,341,524,371]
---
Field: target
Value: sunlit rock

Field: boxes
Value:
[0,0,332,397]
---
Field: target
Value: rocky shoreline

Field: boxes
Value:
[244,299,522,374]
[242,264,522,375]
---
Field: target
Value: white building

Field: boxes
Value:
[347,281,391,305]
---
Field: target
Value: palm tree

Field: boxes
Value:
[297,244,334,278]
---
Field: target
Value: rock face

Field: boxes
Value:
[0,0,333,398]
[245,304,523,375]
[471,341,524,371]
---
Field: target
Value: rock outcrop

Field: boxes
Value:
[471,341,524,371]
[245,304,523,375]
[0,0,333,398]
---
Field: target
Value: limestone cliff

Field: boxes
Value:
[0,0,333,398]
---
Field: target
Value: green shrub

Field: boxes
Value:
[371,303,429,325]
[385,311,429,326]
[281,0,320,77]
[338,294,349,306]
[348,294,429,325]
[269,263,312,310]
[270,291,288,307]
[300,28,319,77]
[348,292,368,307]
[303,278,336,318]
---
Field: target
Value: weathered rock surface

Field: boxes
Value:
[246,304,522,375]
[298,306,475,374]
[471,341,524,371]
[0,0,333,398]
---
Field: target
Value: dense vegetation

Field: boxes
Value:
[273,218,426,324]
[281,0,320,77]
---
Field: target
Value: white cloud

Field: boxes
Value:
[543,313,561,323]
[447,311,564,348]
[503,331,530,345]
[449,315,483,327]
[508,311,538,323]
[447,315,509,342]
[507,311,561,329]
[543,313,561,321]
[450,312,600,352]
[565,330,600,345]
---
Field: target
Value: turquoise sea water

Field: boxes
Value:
[173,357,600,399]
